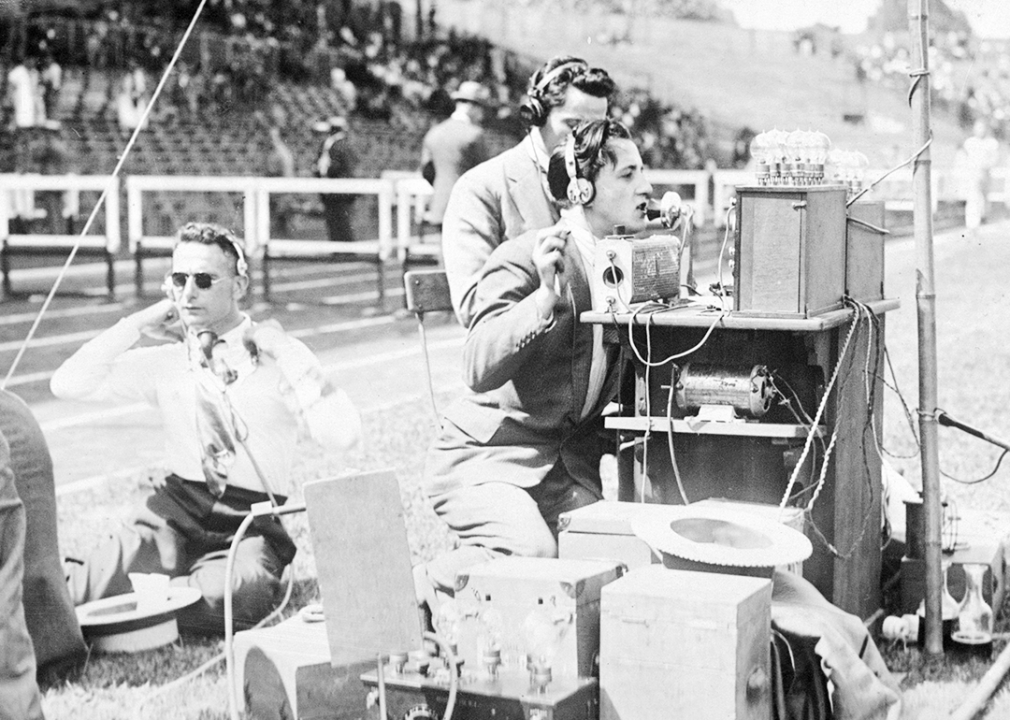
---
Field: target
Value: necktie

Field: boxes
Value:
[194,331,238,496]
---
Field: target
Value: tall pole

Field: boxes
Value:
[908,0,944,656]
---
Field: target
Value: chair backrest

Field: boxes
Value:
[403,269,453,422]
[404,269,453,315]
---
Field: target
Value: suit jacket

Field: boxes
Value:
[420,116,489,224]
[423,228,620,499]
[441,134,561,328]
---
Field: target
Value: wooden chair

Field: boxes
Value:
[403,269,453,422]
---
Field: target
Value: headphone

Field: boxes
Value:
[519,59,588,127]
[565,132,595,205]
[222,234,250,279]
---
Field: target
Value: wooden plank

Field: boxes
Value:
[581,297,899,331]
[604,416,824,439]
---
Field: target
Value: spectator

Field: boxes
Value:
[116,61,149,134]
[419,80,492,228]
[29,124,74,235]
[39,52,61,122]
[5,55,40,130]
[264,115,297,238]
[330,66,358,115]
[314,116,358,242]
[960,118,1001,230]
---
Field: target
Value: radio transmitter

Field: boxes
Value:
[592,230,681,313]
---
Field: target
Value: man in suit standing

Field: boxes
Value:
[416,119,652,610]
[314,116,358,242]
[441,56,616,327]
[419,80,492,230]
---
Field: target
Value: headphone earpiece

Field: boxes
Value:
[520,60,588,128]
[565,133,595,206]
[223,236,249,279]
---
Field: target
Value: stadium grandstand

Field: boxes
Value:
[0,0,1007,296]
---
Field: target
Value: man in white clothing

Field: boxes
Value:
[52,222,361,634]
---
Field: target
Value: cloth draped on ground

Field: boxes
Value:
[770,570,902,720]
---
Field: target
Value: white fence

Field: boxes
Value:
[2,165,1003,300]
[0,173,120,297]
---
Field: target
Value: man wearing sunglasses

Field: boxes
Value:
[51,222,361,635]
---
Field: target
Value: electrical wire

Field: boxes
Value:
[777,302,861,512]
[1,0,210,389]
[665,379,690,505]
[225,501,306,720]
[625,307,726,368]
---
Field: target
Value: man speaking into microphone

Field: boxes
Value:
[415,119,654,612]
[51,222,361,634]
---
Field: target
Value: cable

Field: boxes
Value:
[2,0,210,390]
[846,136,933,208]
[421,631,459,720]
[778,302,861,512]
[225,501,306,720]
[626,307,726,368]
[665,378,690,505]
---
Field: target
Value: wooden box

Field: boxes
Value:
[233,615,373,720]
[600,566,772,720]
[454,557,623,679]
[845,201,886,302]
[733,185,847,317]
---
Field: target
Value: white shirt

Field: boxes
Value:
[7,64,37,128]
[50,315,359,496]
[561,209,607,419]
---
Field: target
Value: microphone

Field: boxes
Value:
[645,191,689,230]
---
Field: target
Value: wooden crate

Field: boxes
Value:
[600,566,772,720]
[734,185,847,317]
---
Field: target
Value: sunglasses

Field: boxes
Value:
[168,272,227,290]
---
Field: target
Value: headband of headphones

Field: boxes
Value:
[177,224,249,278]
[531,59,589,97]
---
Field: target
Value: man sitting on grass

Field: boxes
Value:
[52,222,361,634]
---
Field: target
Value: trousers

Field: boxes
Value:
[67,476,296,635]
[417,460,600,609]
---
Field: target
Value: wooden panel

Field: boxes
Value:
[805,189,847,315]
[846,201,886,302]
[304,470,423,665]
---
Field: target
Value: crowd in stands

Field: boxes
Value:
[849,29,1010,140]
[2,0,716,173]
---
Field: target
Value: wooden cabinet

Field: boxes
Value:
[585,300,897,619]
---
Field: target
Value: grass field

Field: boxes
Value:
[36,219,1010,718]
